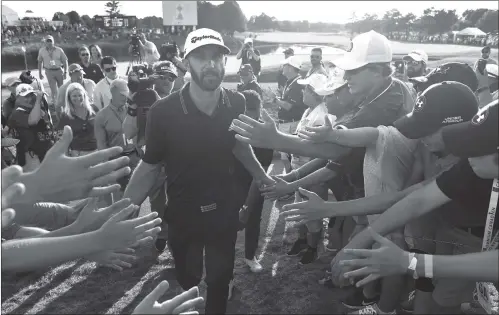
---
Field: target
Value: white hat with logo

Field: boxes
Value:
[297,73,328,91]
[15,83,35,97]
[184,28,231,58]
[244,38,253,44]
[315,69,347,96]
[334,30,393,71]
[403,50,429,64]
[281,55,302,70]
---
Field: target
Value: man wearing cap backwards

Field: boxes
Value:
[277,48,295,93]
[306,47,328,78]
[7,84,55,171]
[326,100,498,315]
[281,82,483,314]
[236,38,261,78]
[123,28,275,314]
[481,46,498,65]
[37,35,68,104]
[236,64,262,97]
[122,60,178,252]
[55,64,96,117]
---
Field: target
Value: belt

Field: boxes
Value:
[44,67,62,71]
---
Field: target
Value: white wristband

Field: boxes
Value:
[424,254,433,278]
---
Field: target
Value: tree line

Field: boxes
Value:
[346,8,498,37]
[50,2,497,36]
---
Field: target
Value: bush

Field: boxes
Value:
[1,35,242,72]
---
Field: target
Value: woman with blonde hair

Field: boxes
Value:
[57,83,98,157]
[89,44,103,67]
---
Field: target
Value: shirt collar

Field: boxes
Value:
[180,82,229,115]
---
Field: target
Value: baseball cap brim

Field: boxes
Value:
[333,54,368,71]
[315,81,347,96]
[70,69,86,75]
[393,114,441,139]
[185,43,230,58]
[18,90,36,97]
[156,69,178,78]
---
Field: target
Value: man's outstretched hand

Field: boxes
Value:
[230,110,280,149]
[18,126,131,204]
[133,281,204,314]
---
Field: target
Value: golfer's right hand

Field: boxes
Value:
[39,72,44,80]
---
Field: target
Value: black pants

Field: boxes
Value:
[244,182,265,259]
[168,227,237,314]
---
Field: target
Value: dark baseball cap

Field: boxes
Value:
[482,46,491,53]
[283,48,294,55]
[152,61,178,78]
[238,64,254,76]
[442,100,498,158]
[409,62,478,93]
[394,81,479,139]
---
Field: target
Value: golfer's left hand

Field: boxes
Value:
[340,228,410,287]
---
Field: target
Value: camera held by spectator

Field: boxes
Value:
[129,29,141,57]
[127,63,155,94]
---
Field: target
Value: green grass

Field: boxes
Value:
[1,159,352,314]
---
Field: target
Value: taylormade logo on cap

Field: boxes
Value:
[191,34,222,44]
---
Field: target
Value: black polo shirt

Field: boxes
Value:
[80,62,105,84]
[143,83,246,236]
[278,76,306,122]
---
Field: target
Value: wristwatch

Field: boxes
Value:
[407,253,419,279]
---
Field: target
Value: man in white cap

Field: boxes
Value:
[123,28,275,314]
[236,37,261,78]
[55,64,96,117]
[37,35,68,105]
[402,49,428,79]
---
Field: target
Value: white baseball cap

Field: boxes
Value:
[281,55,302,70]
[15,83,35,97]
[403,50,429,64]
[315,69,348,96]
[244,38,253,44]
[184,28,231,58]
[334,30,392,71]
[297,73,328,91]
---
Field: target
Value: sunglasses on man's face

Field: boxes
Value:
[80,53,89,57]
[46,39,53,43]
[104,66,117,72]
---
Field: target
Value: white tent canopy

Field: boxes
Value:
[457,27,486,37]
[1,5,20,25]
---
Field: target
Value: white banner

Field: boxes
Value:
[162,1,197,26]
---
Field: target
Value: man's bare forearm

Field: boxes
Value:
[124,161,163,207]
[1,231,102,272]
[233,142,267,181]
[273,132,351,160]
[289,167,336,191]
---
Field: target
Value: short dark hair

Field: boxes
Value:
[241,90,262,112]
[311,48,322,54]
[101,56,116,68]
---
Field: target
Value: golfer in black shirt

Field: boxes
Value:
[124,28,275,314]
